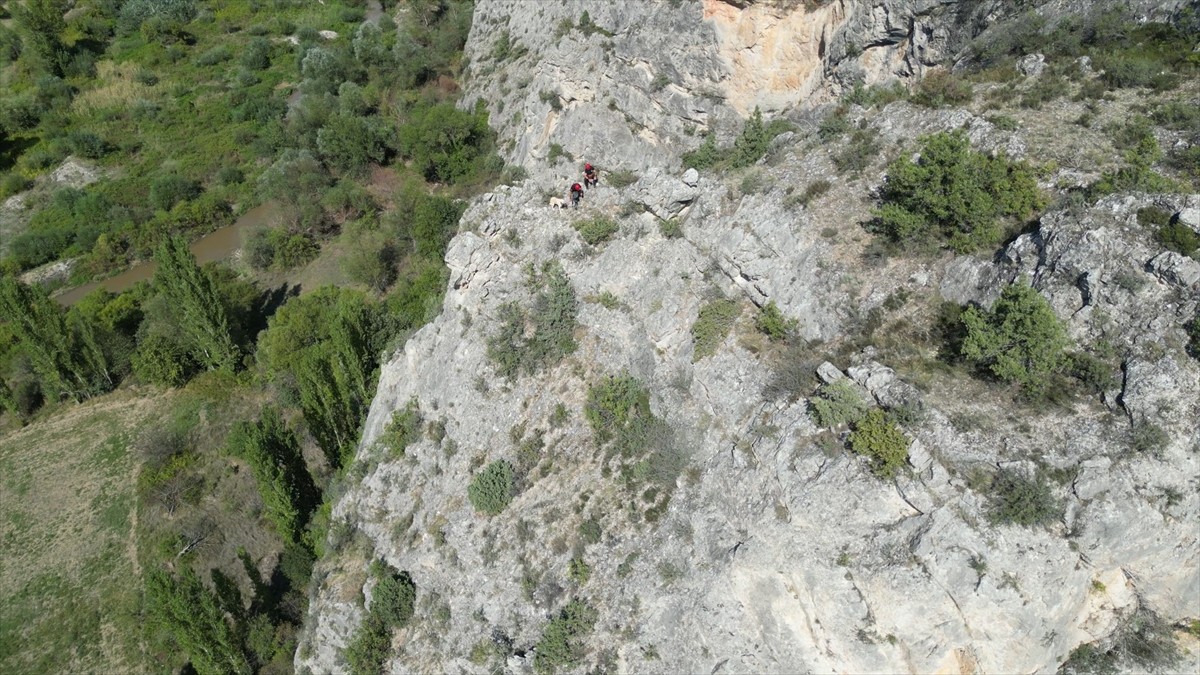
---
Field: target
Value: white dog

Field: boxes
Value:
[548,196,567,209]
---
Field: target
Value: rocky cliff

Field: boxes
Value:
[297,1,1200,673]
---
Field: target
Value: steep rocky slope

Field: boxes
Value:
[298,1,1200,673]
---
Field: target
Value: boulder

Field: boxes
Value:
[1017,53,1046,77]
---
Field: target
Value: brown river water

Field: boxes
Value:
[54,202,281,306]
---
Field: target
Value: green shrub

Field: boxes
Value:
[196,45,232,67]
[874,131,1043,252]
[370,563,417,627]
[1020,74,1067,109]
[149,175,201,211]
[787,179,830,208]
[1156,220,1199,256]
[832,126,878,175]
[567,557,590,585]
[1089,131,1176,198]
[691,298,741,361]
[763,342,818,402]
[961,283,1069,397]
[911,71,973,108]
[468,460,515,515]
[396,102,498,184]
[1136,206,1172,228]
[66,130,108,158]
[573,216,618,246]
[986,468,1061,527]
[986,114,1019,131]
[1186,312,1200,360]
[585,373,651,448]
[579,517,601,544]
[539,90,562,112]
[1060,607,1181,675]
[607,169,637,188]
[755,301,796,342]
[487,261,578,378]
[584,374,681,491]
[346,562,417,675]
[843,81,907,109]
[809,380,868,428]
[658,218,683,239]
[0,173,32,199]
[533,600,598,675]
[817,108,851,141]
[1067,352,1117,395]
[131,332,197,387]
[730,106,770,168]
[682,133,722,169]
[380,399,422,456]
[849,409,909,478]
[1129,422,1169,455]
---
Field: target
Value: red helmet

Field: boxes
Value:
[572,183,582,190]
[585,163,593,170]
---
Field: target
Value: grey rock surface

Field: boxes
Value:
[298,2,1200,674]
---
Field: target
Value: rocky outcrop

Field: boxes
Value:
[298,2,1200,673]
[298,171,1199,675]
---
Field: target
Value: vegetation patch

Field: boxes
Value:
[345,561,417,675]
[682,107,790,170]
[809,380,868,429]
[468,460,515,516]
[585,373,685,504]
[755,301,797,342]
[533,599,598,675]
[873,131,1043,253]
[380,399,423,457]
[573,216,619,246]
[1059,607,1181,675]
[985,468,1061,527]
[849,409,910,478]
[692,298,741,361]
[487,261,579,379]
[960,283,1070,398]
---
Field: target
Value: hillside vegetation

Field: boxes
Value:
[0,0,502,673]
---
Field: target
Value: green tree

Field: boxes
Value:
[396,102,496,184]
[961,282,1069,396]
[11,0,67,75]
[0,275,114,401]
[258,288,382,467]
[533,599,598,674]
[731,106,769,168]
[316,114,395,175]
[153,237,239,372]
[468,460,515,515]
[849,409,910,478]
[226,407,318,545]
[875,131,1043,252]
[145,567,252,675]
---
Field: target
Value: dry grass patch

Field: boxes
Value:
[0,390,166,674]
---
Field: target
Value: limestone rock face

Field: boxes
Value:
[459,0,1064,174]
[298,2,1200,674]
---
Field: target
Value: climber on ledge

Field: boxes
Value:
[570,182,584,208]
[583,163,598,188]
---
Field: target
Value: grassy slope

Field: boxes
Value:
[0,390,166,674]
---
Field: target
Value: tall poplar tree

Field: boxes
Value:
[153,236,240,372]
[145,567,252,675]
[226,407,318,545]
[0,275,112,401]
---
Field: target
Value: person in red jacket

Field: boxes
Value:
[570,182,584,208]
[583,163,598,188]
